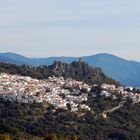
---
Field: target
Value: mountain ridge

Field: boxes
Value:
[0,52,140,87]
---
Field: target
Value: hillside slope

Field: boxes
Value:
[0,61,119,86]
[0,52,140,86]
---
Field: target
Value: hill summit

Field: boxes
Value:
[48,60,119,86]
[0,60,119,86]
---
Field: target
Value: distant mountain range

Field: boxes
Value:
[0,52,140,87]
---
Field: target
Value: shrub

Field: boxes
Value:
[0,134,11,140]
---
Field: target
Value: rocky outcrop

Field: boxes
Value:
[48,60,120,86]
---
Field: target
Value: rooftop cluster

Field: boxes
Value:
[0,73,91,112]
[0,73,140,113]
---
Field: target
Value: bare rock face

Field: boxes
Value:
[48,60,120,86]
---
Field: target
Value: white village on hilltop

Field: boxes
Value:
[0,73,140,115]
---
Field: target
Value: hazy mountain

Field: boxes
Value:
[81,54,140,87]
[0,52,30,65]
[0,52,77,66]
[0,52,140,87]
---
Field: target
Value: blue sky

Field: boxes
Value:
[0,0,140,60]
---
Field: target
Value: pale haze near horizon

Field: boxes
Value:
[0,0,140,61]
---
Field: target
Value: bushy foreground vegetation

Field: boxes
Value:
[0,95,140,140]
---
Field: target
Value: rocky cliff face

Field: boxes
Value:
[48,60,120,86]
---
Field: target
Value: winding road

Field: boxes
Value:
[100,101,126,118]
